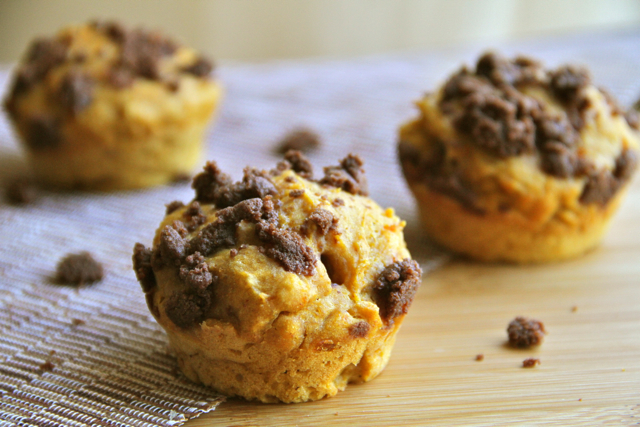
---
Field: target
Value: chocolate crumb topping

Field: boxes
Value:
[522,358,540,368]
[182,201,207,231]
[26,116,62,150]
[373,259,422,324]
[275,128,321,154]
[192,161,233,204]
[614,149,638,182]
[218,168,279,208]
[183,57,214,77]
[165,200,185,215]
[157,225,186,267]
[4,178,37,205]
[256,221,317,276]
[171,220,189,238]
[549,66,590,104]
[348,321,370,339]
[59,70,94,115]
[320,154,369,196]
[56,252,104,286]
[280,150,314,179]
[132,243,156,292]
[179,252,213,289]
[289,189,305,198]
[165,292,209,329]
[304,208,338,236]
[507,316,546,348]
[579,150,636,206]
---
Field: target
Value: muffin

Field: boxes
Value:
[3,21,222,191]
[399,52,639,263]
[132,151,422,403]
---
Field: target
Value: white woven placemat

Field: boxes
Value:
[1,30,639,426]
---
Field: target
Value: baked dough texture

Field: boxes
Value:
[399,52,639,263]
[133,151,422,403]
[3,21,222,191]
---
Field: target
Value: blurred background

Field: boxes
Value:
[1,0,639,63]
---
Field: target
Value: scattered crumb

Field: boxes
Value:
[56,251,104,286]
[578,398,582,402]
[4,177,37,205]
[275,128,321,154]
[522,358,540,368]
[507,316,546,348]
[229,249,238,258]
[475,354,484,361]
[71,318,86,326]
[571,306,578,312]
[39,361,55,371]
[49,350,56,356]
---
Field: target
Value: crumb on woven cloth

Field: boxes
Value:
[56,251,104,286]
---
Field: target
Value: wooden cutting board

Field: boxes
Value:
[188,178,640,426]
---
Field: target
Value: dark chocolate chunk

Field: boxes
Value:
[132,243,156,292]
[372,259,422,324]
[165,200,185,215]
[59,70,94,114]
[183,57,214,77]
[348,321,370,338]
[4,178,37,205]
[319,154,368,196]
[275,128,321,154]
[56,252,104,286]
[26,116,62,150]
[507,317,546,348]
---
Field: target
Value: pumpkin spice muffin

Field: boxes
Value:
[133,151,422,403]
[399,52,639,263]
[3,21,222,191]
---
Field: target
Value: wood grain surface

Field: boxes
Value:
[188,178,640,426]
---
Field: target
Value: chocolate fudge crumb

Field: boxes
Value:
[132,243,156,292]
[256,221,317,276]
[549,66,590,104]
[281,150,314,179]
[507,316,546,348]
[39,361,55,372]
[348,321,370,339]
[165,293,208,329]
[373,259,422,324]
[319,154,369,196]
[4,178,37,205]
[289,189,305,198]
[275,128,321,154]
[332,198,344,207]
[56,252,104,286]
[183,201,207,231]
[304,208,338,236]
[475,354,484,361]
[157,225,186,267]
[179,252,213,289]
[614,149,638,182]
[625,109,640,130]
[171,220,189,238]
[59,70,94,115]
[183,57,214,77]
[192,161,233,204]
[165,200,185,215]
[26,116,62,150]
[579,170,618,206]
[522,358,540,368]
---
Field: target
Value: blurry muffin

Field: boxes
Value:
[3,21,222,191]
[399,52,639,263]
[133,151,422,402]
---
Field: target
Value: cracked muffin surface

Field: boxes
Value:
[133,151,422,403]
[4,20,222,191]
[399,52,639,263]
